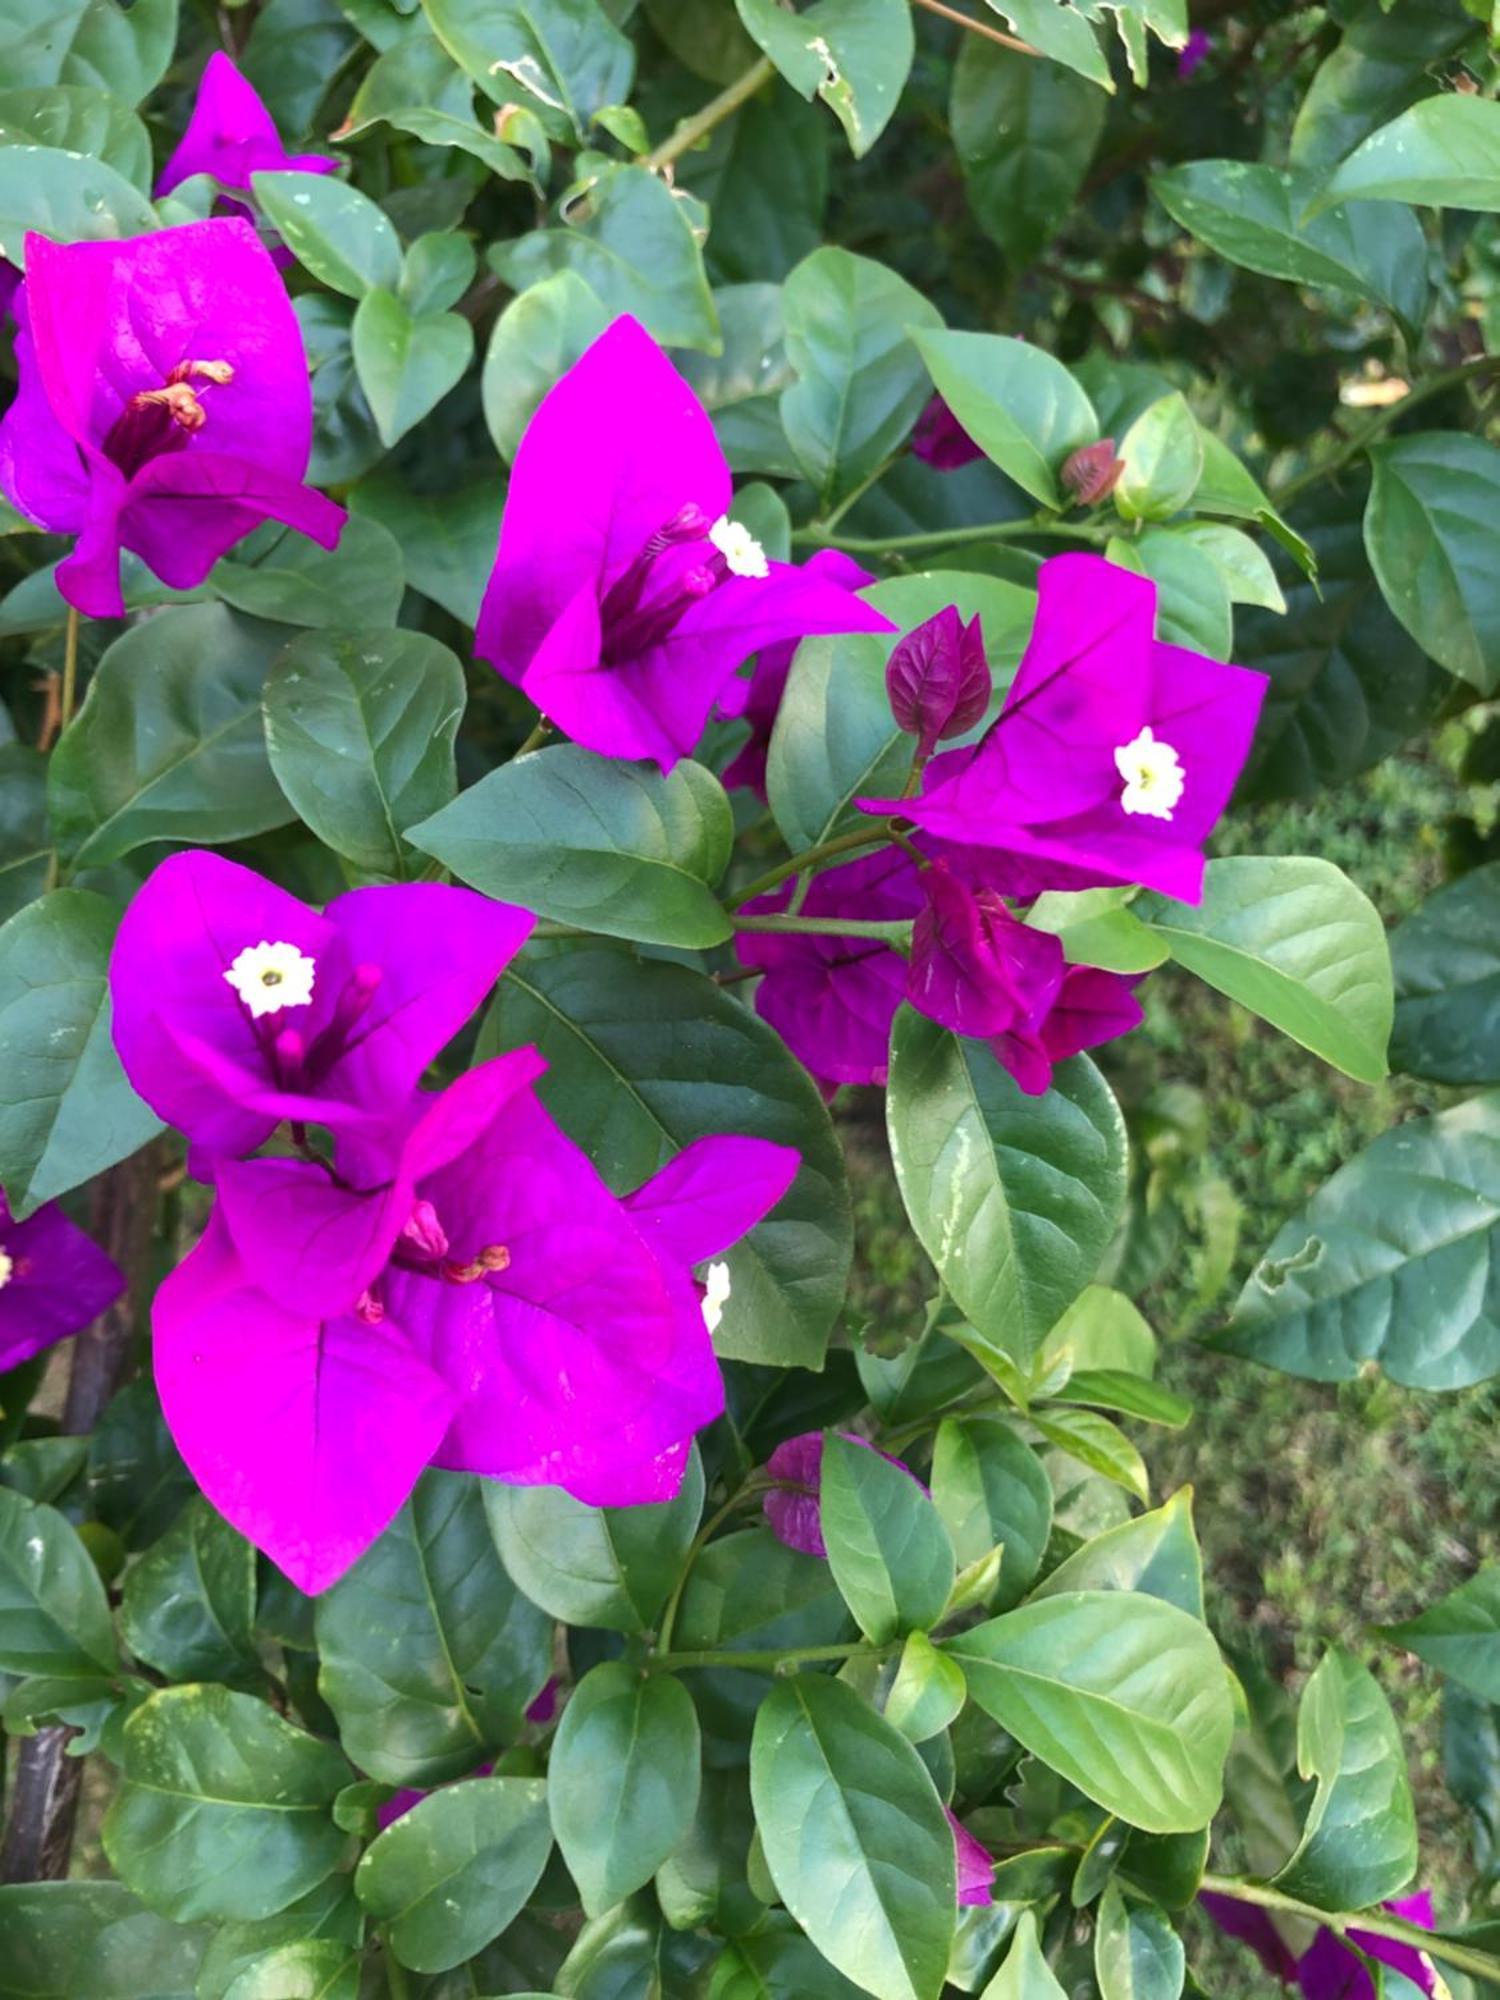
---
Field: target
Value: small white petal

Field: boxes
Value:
[702,1260,732,1332]
[708,516,769,580]
[224,940,318,1019]
[0,1248,12,1291]
[1114,725,1184,822]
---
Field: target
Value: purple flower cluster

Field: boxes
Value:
[0,1192,124,1376]
[107,853,797,1592]
[740,557,1266,1095]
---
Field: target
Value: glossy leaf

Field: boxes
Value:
[1032,1490,1204,1618]
[478,948,851,1369]
[980,1909,1066,1998]
[253,170,403,298]
[212,515,405,630]
[0,1883,208,2000]
[1365,433,1500,694]
[0,745,47,928]
[1030,1405,1149,1504]
[945,1591,1233,1833]
[103,1685,351,1922]
[482,268,611,462]
[355,1776,552,1973]
[0,0,177,102]
[1136,857,1392,1083]
[48,604,293,869]
[1380,1569,1500,1702]
[910,329,1098,507]
[422,0,634,135]
[408,746,733,950]
[1324,93,1500,213]
[1094,1882,1185,2000]
[672,1525,852,1656]
[0,1484,117,1677]
[485,1449,704,1632]
[1274,1650,1418,1911]
[551,1663,702,1916]
[221,1942,358,2000]
[1114,394,1203,525]
[750,1672,955,2000]
[0,141,154,251]
[930,1417,1052,1612]
[351,287,473,446]
[884,1630,968,1742]
[119,1496,258,1685]
[819,1432,955,1643]
[0,82,149,185]
[263,629,465,879]
[735,0,914,159]
[1390,862,1500,1085]
[0,889,162,1218]
[347,472,501,628]
[778,246,941,507]
[887,1013,1128,1368]
[953,39,1106,269]
[316,1470,552,1786]
[1219,1092,1500,1390]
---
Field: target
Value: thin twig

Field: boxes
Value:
[1198,1873,1500,1988]
[643,57,776,173]
[911,0,1040,57]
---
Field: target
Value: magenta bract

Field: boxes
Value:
[866,553,1267,904]
[911,394,983,471]
[946,1808,995,1906]
[157,52,340,197]
[474,316,893,771]
[109,851,534,1182]
[0,1191,124,1373]
[886,606,991,764]
[0,219,344,616]
[735,849,925,1094]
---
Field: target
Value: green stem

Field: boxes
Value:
[59,607,79,736]
[813,451,905,537]
[656,1479,768,1656]
[643,56,775,172]
[1198,1873,1500,1986]
[513,716,552,758]
[1274,352,1500,506]
[728,826,890,909]
[732,914,914,942]
[791,517,1110,556]
[652,1640,890,1673]
[382,1941,412,2000]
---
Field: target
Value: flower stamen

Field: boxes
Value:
[1114,725,1185,821]
[224,940,317,1019]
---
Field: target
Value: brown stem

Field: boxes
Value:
[1,1141,164,1884]
[911,0,1039,55]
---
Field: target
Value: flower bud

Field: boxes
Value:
[886,606,990,764]
[1061,438,1126,506]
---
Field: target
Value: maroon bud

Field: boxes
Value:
[1061,438,1126,506]
[886,606,990,764]
[911,394,984,471]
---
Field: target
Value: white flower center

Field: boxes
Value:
[708,516,768,580]
[0,1247,12,1291]
[702,1261,732,1333]
[224,940,317,1019]
[1114,726,1185,821]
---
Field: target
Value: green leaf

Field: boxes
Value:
[0,0,177,102]
[643,0,759,82]
[657,1768,760,1933]
[215,516,407,630]
[1029,1406,1149,1504]
[910,328,1097,508]
[421,0,634,136]
[1111,529,1230,661]
[1289,2,1477,172]
[981,1909,1066,1999]
[408,745,733,949]
[221,1941,359,2000]
[47,603,295,868]
[710,1920,870,1998]
[1094,1882,1185,2000]
[551,1664,702,1916]
[401,231,478,315]
[884,1630,968,1743]
[0,744,48,927]
[252,170,402,298]
[1031,1490,1203,1618]
[930,1418,1052,1612]
[87,1379,193,1550]
[1153,160,1428,337]
[482,268,611,462]
[478,948,851,1369]
[103,1685,351,1922]
[0,889,161,1218]
[1173,523,1285,613]
[767,571,1034,853]
[1274,1650,1418,1911]
[1220,1090,1500,1390]
[819,1432,955,1643]
[0,83,150,186]
[1136,857,1392,1084]
[1364,432,1500,693]
[0,1883,208,2000]
[953,39,1107,269]
[491,161,718,352]
[484,1449,704,1632]
[348,472,501,628]
[0,139,155,254]
[351,287,473,446]
[678,283,798,478]
[683,92,829,290]
[1237,480,1443,802]
[119,1497,258,1685]
[315,1472,551,1788]
[945,1591,1233,1833]
[775,246,940,507]
[1114,395,1203,524]
[1323,92,1500,213]
[1391,862,1500,1085]
[1041,1285,1157,1375]
[1192,430,1315,579]
[356,1776,552,1972]
[189,1878,361,2000]
[673,1525,852,1656]
[887,1015,1128,1368]
[298,295,384,488]
[750,1673,955,2000]
[735,0,914,159]
[263,629,465,878]
[1046,1370,1192,1429]
[0,1484,117,1676]
[1380,1569,1500,1701]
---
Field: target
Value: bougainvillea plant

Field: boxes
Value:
[0,2,1498,1997]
